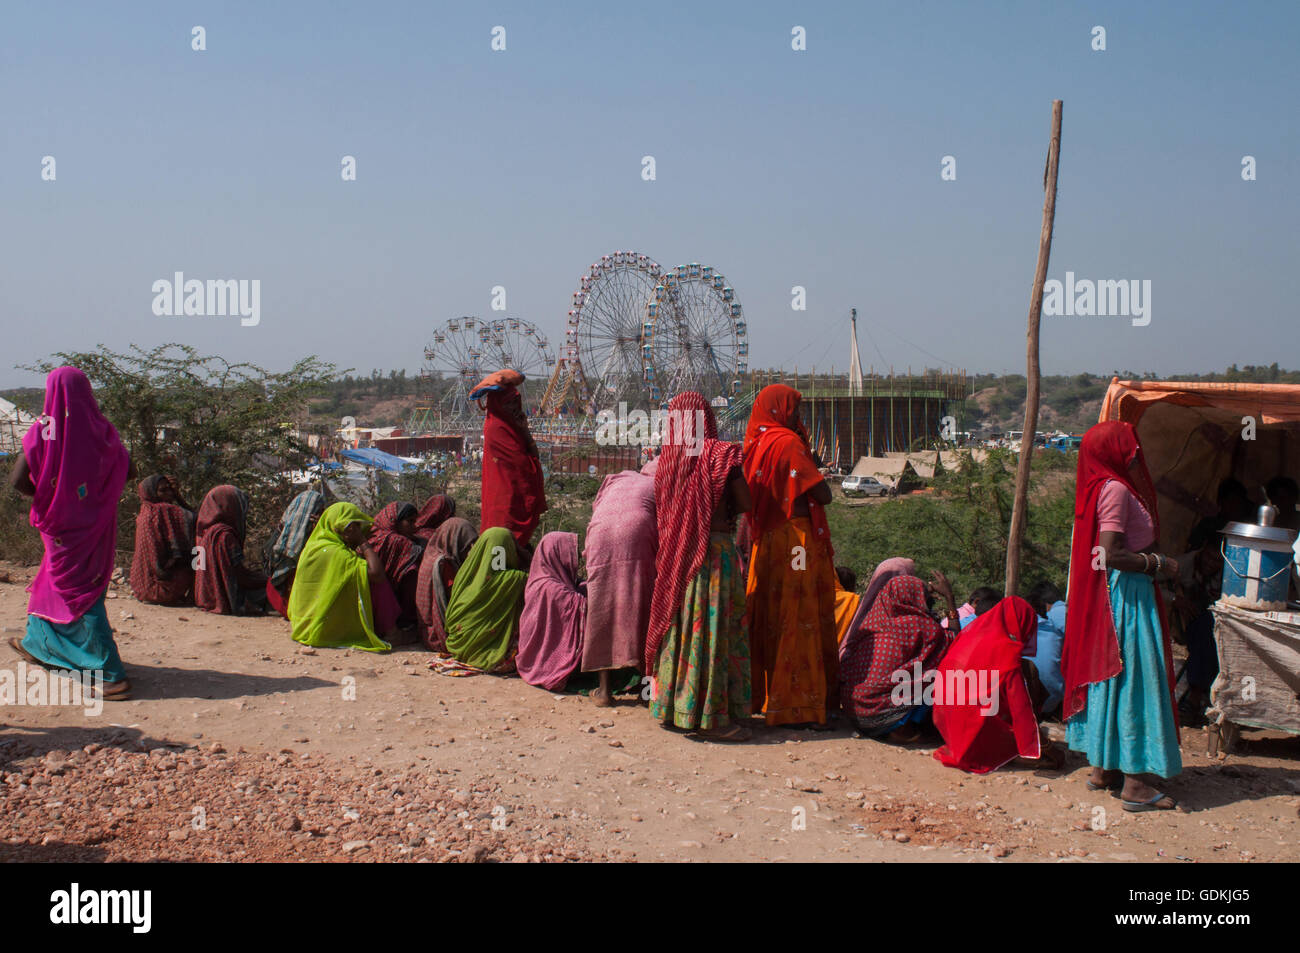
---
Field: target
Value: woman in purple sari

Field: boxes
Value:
[7,367,133,699]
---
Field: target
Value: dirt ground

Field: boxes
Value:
[1,563,1296,863]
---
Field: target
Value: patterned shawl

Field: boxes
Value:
[367,501,423,585]
[839,575,952,728]
[130,475,195,603]
[644,392,742,671]
[268,490,325,588]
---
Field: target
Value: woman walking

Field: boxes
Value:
[7,367,133,699]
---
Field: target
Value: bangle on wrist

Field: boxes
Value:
[1141,553,1151,573]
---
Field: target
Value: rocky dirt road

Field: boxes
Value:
[2,565,1296,863]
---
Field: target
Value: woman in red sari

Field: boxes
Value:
[130,475,195,605]
[742,384,839,727]
[472,370,546,554]
[367,500,424,635]
[932,596,1053,773]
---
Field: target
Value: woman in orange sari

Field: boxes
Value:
[742,384,839,727]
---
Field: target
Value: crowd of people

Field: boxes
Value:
[9,365,1216,814]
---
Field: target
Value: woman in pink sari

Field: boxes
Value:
[7,367,133,699]
[516,532,587,691]
[581,458,658,705]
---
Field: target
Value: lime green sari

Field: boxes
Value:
[289,502,391,652]
[444,527,527,671]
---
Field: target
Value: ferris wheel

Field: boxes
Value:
[566,250,663,408]
[420,316,555,429]
[642,262,748,406]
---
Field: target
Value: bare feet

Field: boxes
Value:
[591,689,614,708]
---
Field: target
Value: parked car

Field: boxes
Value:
[841,475,891,497]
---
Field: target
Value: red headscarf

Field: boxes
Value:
[741,384,831,556]
[479,382,546,549]
[1061,420,1174,722]
[413,494,455,543]
[932,596,1042,773]
[645,392,742,671]
[194,485,249,615]
[368,501,423,584]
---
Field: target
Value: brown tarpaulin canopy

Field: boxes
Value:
[1098,378,1300,552]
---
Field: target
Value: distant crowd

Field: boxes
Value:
[13,365,1291,814]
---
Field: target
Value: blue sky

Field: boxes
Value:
[2,0,1296,387]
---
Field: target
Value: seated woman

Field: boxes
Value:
[581,459,658,706]
[516,532,587,691]
[264,489,326,619]
[289,502,393,651]
[833,566,860,646]
[839,573,957,742]
[7,366,133,700]
[932,596,1060,773]
[443,527,528,673]
[194,485,268,615]
[840,557,916,662]
[414,517,478,652]
[130,474,195,605]
[367,501,424,637]
[413,493,455,543]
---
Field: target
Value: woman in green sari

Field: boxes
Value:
[289,502,392,652]
[443,527,527,672]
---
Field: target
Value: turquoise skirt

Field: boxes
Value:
[1065,570,1181,778]
[23,596,126,683]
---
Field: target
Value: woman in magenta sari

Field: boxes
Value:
[7,367,133,699]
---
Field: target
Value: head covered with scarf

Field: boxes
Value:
[413,494,456,543]
[839,557,917,661]
[415,516,478,652]
[194,485,252,614]
[644,391,742,671]
[1061,420,1174,722]
[130,474,196,604]
[22,366,131,623]
[367,501,423,584]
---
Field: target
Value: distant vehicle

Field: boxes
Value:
[1046,434,1083,452]
[842,475,891,497]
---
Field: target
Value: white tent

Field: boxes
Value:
[0,396,36,454]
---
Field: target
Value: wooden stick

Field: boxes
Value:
[1006,99,1062,597]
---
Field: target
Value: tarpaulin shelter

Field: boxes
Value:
[1098,378,1300,552]
[0,396,35,454]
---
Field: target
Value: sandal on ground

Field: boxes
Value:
[7,637,47,668]
[702,723,751,743]
[1122,791,1178,812]
[99,680,133,701]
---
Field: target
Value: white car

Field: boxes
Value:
[841,475,890,497]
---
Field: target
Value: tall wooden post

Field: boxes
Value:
[1006,99,1063,597]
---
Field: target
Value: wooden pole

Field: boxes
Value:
[1006,99,1063,597]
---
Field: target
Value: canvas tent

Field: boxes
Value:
[848,455,917,489]
[1098,378,1300,553]
[0,396,36,454]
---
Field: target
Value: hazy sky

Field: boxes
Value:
[3,0,1296,389]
